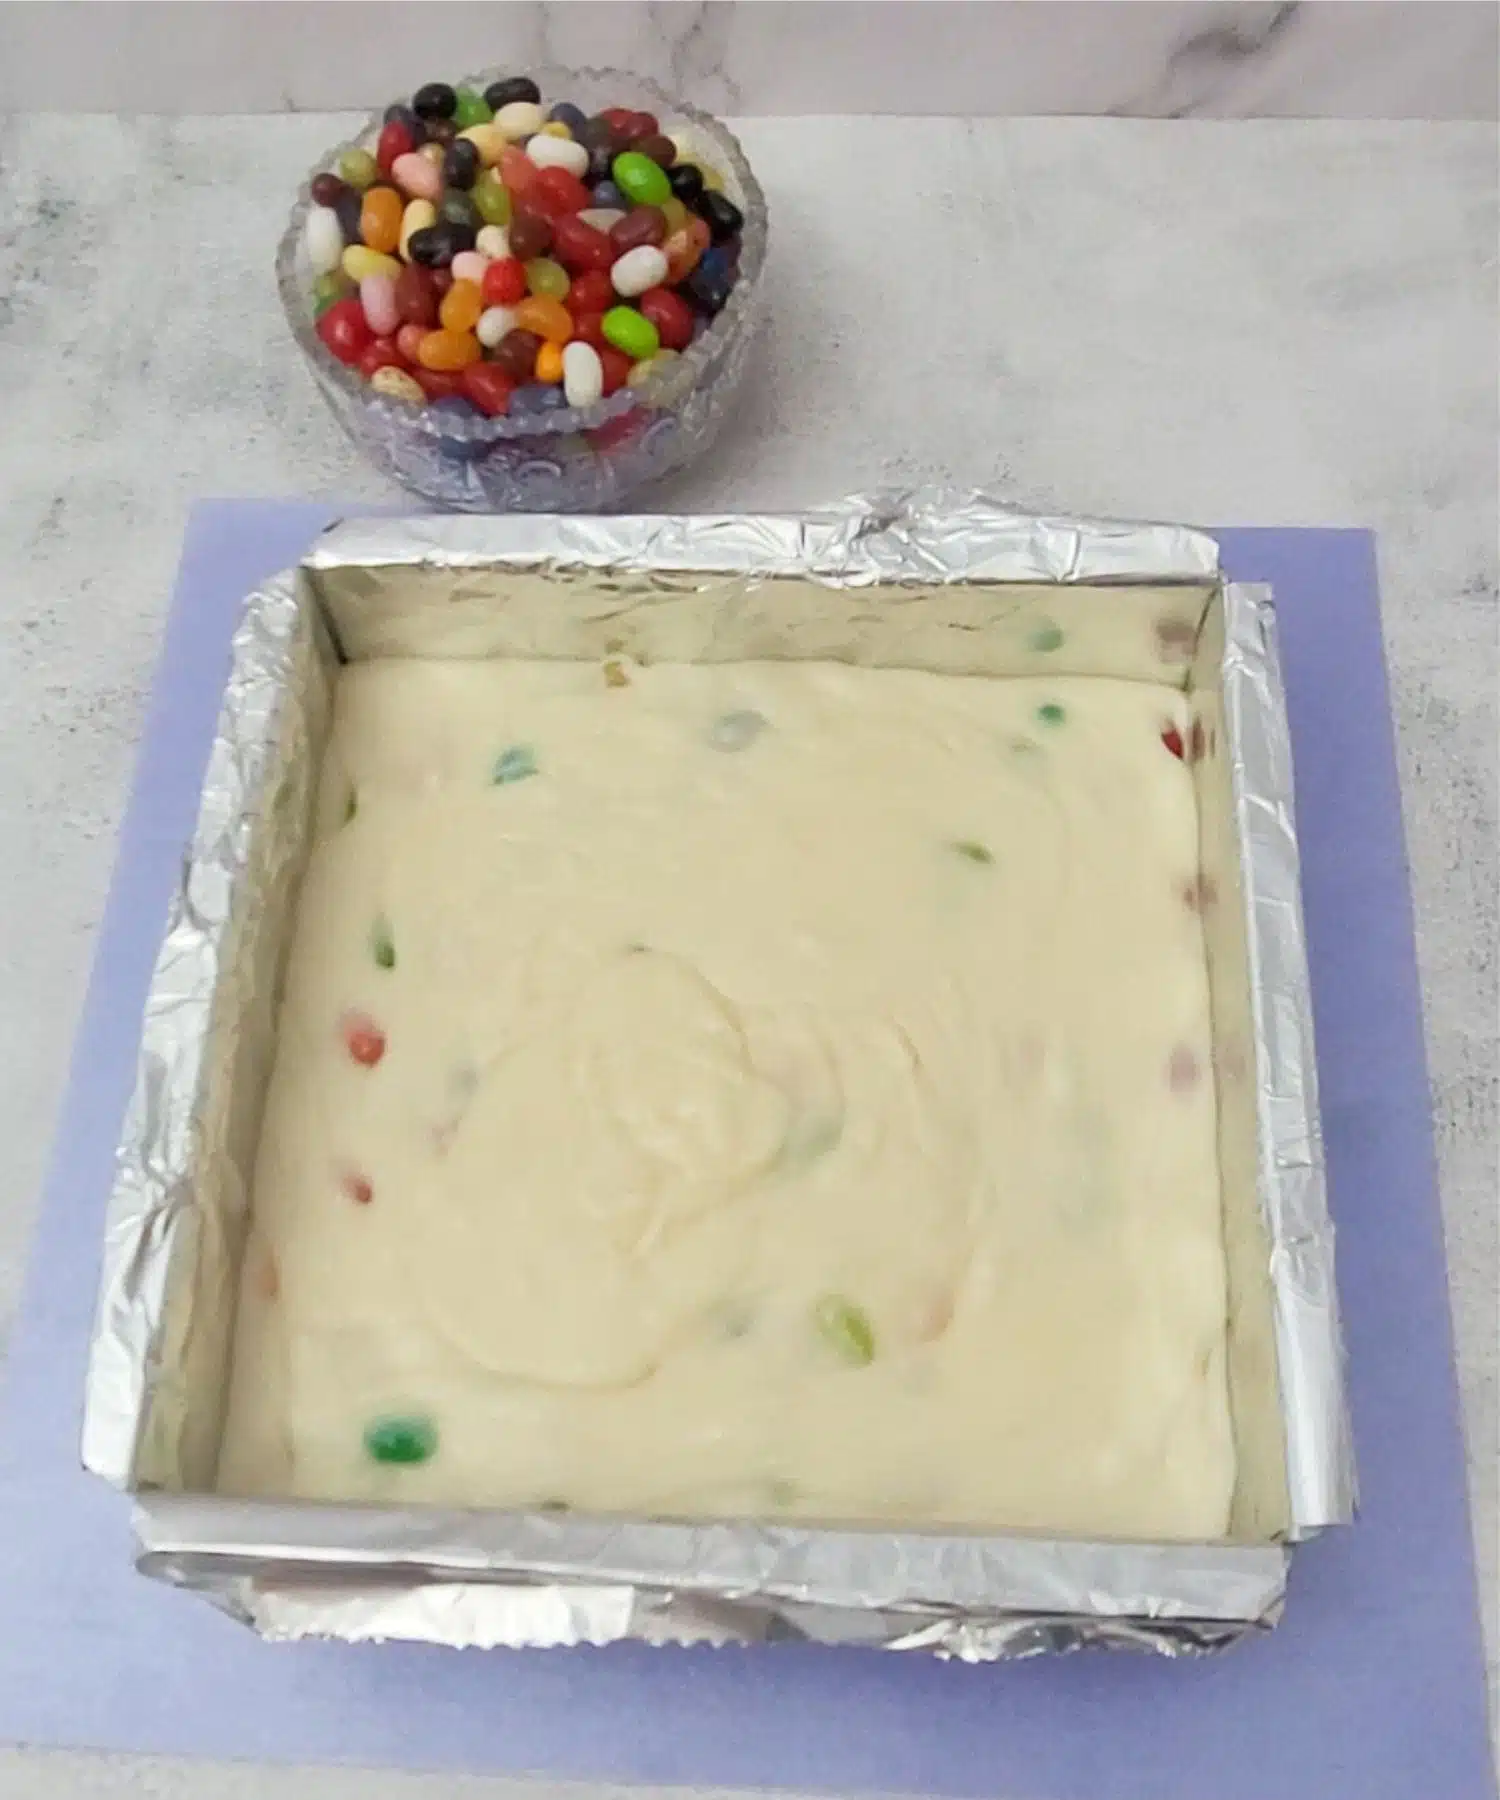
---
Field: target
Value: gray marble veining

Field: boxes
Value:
[0,109,1494,1798]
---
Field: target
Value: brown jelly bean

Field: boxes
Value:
[491,328,543,381]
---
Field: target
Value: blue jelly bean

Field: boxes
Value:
[548,101,587,132]
[698,247,730,284]
[591,180,626,211]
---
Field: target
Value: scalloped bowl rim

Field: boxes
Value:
[277,64,768,445]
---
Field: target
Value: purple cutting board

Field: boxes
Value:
[0,503,1491,1800]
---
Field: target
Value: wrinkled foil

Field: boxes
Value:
[82,491,1354,1657]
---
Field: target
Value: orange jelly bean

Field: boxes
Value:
[534,340,565,383]
[513,294,573,344]
[439,279,483,333]
[360,185,403,254]
[417,328,482,371]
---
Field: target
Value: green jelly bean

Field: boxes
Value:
[602,304,660,361]
[1037,701,1066,727]
[371,915,395,969]
[612,150,672,208]
[813,1294,876,1367]
[313,270,354,315]
[473,169,512,227]
[952,839,994,865]
[1030,622,1065,653]
[364,1413,437,1465]
[492,743,538,784]
[453,87,493,129]
[338,147,380,190]
[526,256,570,300]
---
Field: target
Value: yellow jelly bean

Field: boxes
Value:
[369,365,425,404]
[534,340,565,383]
[539,120,573,140]
[459,124,506,167]
[341,245,402,282]
[660,195,688,233]
[399,199,437,260]
[417,329,481,372]
[419,142,445,168]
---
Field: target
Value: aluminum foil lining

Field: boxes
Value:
[83,489,1354,1657]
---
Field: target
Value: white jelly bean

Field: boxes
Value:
[526,134,589,178]
[475,224,511,260]
[495,100,546,142]
[477,304,517,348]
[359,274,399,337]
[305,205,343,276]
[610,244,669,298]
[562,340,604,409]
[578,208,626,233]
[450,250,489,286]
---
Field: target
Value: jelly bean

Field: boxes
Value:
[311,171,348,208]
[407,221,474,266]
[698,246,731,285]
[383,101,424,135]
[399,197,437,259]
[439,191,480,232]
[637,285,693,350]
[562,339,603,408]
[507,209,552,261]
[526,133,589,178]
[357,336,405,377]
[417,327,481,370]
[391,151,442,201]
[610,243,668,297]
[668,162,704,204]
[613,151,671,207]
[485,75,541,110]
[609,205,667,255]
[591,179,627,212]
[529,166,592,218]
[587,405,647,451]
[597,106,638,134]
[598,345,632,395]
[637,133,677,168]
[459,364,514,419]
[360,185,404,253]
[376,118,414,174]
[342,244,402,283]
[626,347,681,389]
[418,141,446,168]
[696,190,744,243]
[660,195,688,233]
[662,227,699,285]
[472,168,512,226]
[370,364,426,405]
[360,273,400,336]
[499,145,540,199]
[602,304,659,360]
[514,294,573,344]
[305,204,344,275]
[440,278,484,333]
[570,310,607,351]
[814,1294,875,1366]
[312,268,353,315]
[396,321,429,363]
[495,100,546,142]
[525,256,570,300]
[431,266,454,296]
[413,81,457,120]
[683,263,732,315]
[613,109,658,145]
[450,249,489,287]
[510,384,566,417]
[577,207,626,233]
[412,365,464,401]
[475,223,510,259]
[551,214,615,275]
[316,296,372,364]
[535,340,565,384]
[460,123,507,167]
[365,1412,437,1464]
[491,329,542,381]
[549,101,587,133]
[340,148,382,191]
[443,138,481,189]
[538,121,573,141]
[453,86,492,129]
[333,186,365,243]
[482,256,528,305]
[567,268,615,314]
[476,303,516,348]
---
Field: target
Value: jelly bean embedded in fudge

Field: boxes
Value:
[1036,701,1066,727]
[951,839,994,865]
[341,1010,387,1066]
[364,1414,437,1465]
[611,150,672,209]
[1161,723,1186,759]
[316,296,372,364]
[813,1295,876,1367]
[602,304,660,360]
[1030,621,1065,652]
[412,81,457,120]
[492,744,539,783]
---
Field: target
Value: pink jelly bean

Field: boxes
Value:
[391,151,443,201]
[359,273,399,338]
[450,249,489,287]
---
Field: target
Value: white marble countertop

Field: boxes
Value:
[0,113,1493,1799]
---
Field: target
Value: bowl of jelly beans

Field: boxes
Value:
[277,66,766,511]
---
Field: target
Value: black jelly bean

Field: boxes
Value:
[384,101,420,132]
[485,75,541,109]
[310,171,348,208]
[586,143,615,184]
[549,101,587,132]
[576,116,621,152]
[439,190,480,232]
[683,265,733,316]
[668,163,704,204]
[407,221,474,267]
[443,138,481,190]
[696,190,744,244]
[413,81,458,120]
[333,187,365,244]
[424,116,457,147]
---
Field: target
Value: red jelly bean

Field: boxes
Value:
[413,366,464,401]
[570,310,608,351]
[316,296,373,364]
[598,106,637,133]
[377,119,414,174]
[588,406,646,451]
[637,285,693,351]
[499,145,539,199]
[396,321,428,364]
[530,165,591,218]
[507,209,553,261]
[342,1012,386,1066]
[430,266,454,297]
[568,269,615,314]
[393,262,439,326]
[609,206,667,255]
[358,337,407,377]
[460,361,515,416]
[616,110,658,144]
[482,256,528,306]
[1161,723,1186,759]
[551,215,615,275]
[598,346,632,396]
